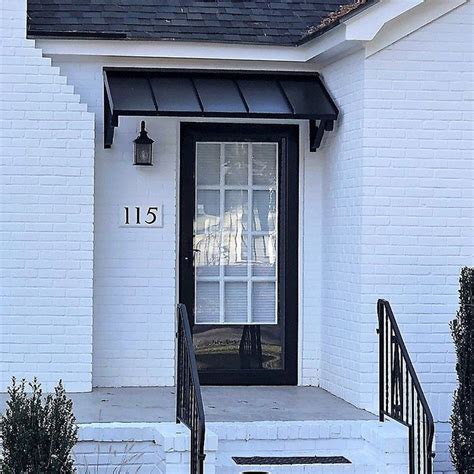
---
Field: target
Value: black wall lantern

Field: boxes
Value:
[133,121,154,166]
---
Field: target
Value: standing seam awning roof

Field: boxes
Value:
[103,69,339,149]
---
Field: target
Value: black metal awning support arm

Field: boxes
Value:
[309,119,334,152]
[104,72,118,149]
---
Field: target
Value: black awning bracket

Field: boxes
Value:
[103,71,118,149]
[309,119,334,152]
[104,87,116,149]
[103,69,339,149]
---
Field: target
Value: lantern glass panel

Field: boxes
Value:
[135,142,153,165]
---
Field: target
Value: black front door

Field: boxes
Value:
[179,123,298,385]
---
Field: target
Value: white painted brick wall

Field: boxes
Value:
[301,121,324,386]
[75,440,161,473]
[3,1,470,469]
[0,0,95,391]
[320,3,473,472]
[73,420,408,474]
[434,422,454,474]
[319,49,367,408]
[364,4,473,472]
[44,58,179,387]
[74,422,217,474]
[209,419,408,473]
[363,0,473,412]
[93,115,178,387]
[361,2,474,421]
[52,56,321,388]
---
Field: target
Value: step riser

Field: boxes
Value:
[217,439,368,470]
[218,437,366,454]
[219,466,390,474]
[209,421,408,474]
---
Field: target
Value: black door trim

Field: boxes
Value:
[179,122,299,385]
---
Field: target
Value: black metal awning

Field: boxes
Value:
[103,69,339,150]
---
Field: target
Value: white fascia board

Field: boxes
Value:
[34,25,364,65]
[343,0,423,41]
[36,38,311,63]
[35,0,451,64]
[35,22,350,63]
[365,0,468,57]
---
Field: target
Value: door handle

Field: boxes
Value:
[184,249,200,262]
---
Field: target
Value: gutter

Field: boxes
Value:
[296,0,380,46]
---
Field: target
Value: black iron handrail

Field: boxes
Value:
[377,299,435,474]
[176,303,206,474]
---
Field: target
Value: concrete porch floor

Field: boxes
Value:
[57,386,375,424]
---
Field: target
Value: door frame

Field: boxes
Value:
[179,122,299,385]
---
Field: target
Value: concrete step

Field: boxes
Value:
[72,419,408,473]
[208,419,408,474]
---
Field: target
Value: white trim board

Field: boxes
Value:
[365,0,468,57]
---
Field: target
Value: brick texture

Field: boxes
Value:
[50,54,178,385]
[319,49,367,408]
[56,55,179,386]
[319,3,473,472]
[0,0,95,391]
[209,419,408,473]
[74,422,217,474]
[51,57,190,387]
[2,1,472,471]
[364,5,473,472]
[48,55,323,387]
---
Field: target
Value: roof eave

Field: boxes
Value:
[34,0,437,65]
[27,0,381,48]
[27,30,300,47]
[296,0,380,46]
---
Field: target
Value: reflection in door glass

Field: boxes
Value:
[193,324,283,370]
[194,142,278,325]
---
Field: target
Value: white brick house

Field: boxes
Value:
[0,0,472,473]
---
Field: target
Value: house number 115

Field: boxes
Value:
[119,205,163,227]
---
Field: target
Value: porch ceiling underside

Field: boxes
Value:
[103,69,339,149]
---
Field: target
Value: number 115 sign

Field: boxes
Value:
[119,205,163,227]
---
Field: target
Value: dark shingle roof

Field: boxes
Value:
[27,1,375,46]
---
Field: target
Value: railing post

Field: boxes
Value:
[176,303,206,474]
[176,307,181,424]
[377,299,385,422]
[409,425,415,474]
[377,299,434,474]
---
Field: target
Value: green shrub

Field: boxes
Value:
[0,377,78,473]
[450,267,474,473]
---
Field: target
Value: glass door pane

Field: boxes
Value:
[194,142,278,325]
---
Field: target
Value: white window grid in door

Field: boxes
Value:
[194,141,278,325]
